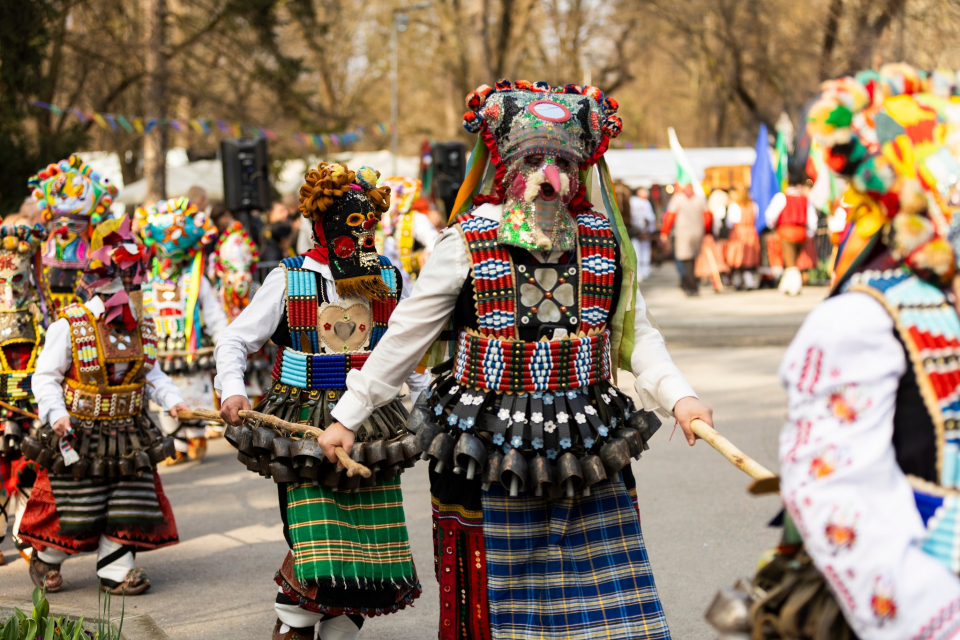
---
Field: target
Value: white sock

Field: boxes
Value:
[37,548,69,565]
[275,586,324,630]
[318,615,360,640]
[96,536,134,584]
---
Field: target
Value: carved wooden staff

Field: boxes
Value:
[185,408,371,479]
[691,419,779,494]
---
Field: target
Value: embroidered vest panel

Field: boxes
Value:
[60,303,156,420]
[142,271,209,355]
[271,256,398,390]
[0,309,41,400]
[844,268,960,574]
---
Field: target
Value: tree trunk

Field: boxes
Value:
[143,0,167,203]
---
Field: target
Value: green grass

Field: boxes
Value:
[0,586,124,640]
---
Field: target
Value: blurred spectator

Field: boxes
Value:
[426,207,446,233]
[629,187,656,281]
[724,188,761,290]
[210,202,235,233]
[661,183,707,296]
[765,183,817,296]
[268,202,289,224]
[186,186,211,216]
[260,221,294,263]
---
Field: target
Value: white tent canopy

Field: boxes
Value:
[115,160,223,205]
[603,147,757,188]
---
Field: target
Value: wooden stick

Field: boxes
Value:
[691,418,777,483]
[180,408,223,422]
[237,409,372,479]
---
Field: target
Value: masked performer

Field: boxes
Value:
[216,163,424,640]
[317,81,713,640]
[214,220,259,322]
[137,198,228,464]
[708,65,960,640]
[19,217,187,594]
[30,156,118,321]
[0,225,46,563]
[379,177,439,285]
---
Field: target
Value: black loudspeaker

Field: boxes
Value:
[431,141,466,218]
[221,138,272,211]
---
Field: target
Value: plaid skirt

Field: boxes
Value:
[431,466,670,640]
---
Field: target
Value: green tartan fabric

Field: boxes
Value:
[286,477,417,589]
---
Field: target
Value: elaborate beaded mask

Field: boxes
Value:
[77,216,150,325]
[501,151,580,252]
[0,225,45,309]
[136,197,216,280]
[214,221,259,320]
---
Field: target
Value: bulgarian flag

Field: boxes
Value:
[668,127,705,196]
[775,129,790,190]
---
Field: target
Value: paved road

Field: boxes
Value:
[0,272,825,639]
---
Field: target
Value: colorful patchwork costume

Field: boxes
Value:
[0,224,47,560]
[214,163,424,640]
[30,155,117,321]
[709,65,960,640]
[330,81,703,639]
[20,216,183,595]
[137,198,228,462]
[378,176,439,285]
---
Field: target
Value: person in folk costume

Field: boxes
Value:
[764,182,818,295]
[136,198,229,464]
[724,188,761,290]
[216,163,425,640]
[708,64,960,640]
[19,216,188,595]
[214,220,260,323]
[379,176,440,283]
[30,156,119,323]
[0,225,47,564]
[317,80,715,639]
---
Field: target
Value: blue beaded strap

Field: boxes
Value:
[275,347,369,390]
[283,261,321,353]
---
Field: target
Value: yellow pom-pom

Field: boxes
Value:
[2,236,18,250]
[17,241,30,253]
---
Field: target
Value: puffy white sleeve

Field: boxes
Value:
[779,292,960,639]
[629,285,698,415]
[145,365,185,411]
[332,227,471,431]
[765,192,787,229]
[414,213,441,251]
[31,318,72,426]
[199,276,229,342]
[213,267,287,402]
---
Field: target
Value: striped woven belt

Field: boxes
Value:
[453,329,612,393]
[64,381,145,420]
[271,346,371,390]
[0,371,32,400]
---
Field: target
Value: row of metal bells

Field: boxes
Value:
[20,431,174,480]
[419,425,647,498]
[224,422,422,490]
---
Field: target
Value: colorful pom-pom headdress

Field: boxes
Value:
[76,216,150,328]
[214,221,259,321]
[0,224,46,310]
[29,155,118,224]
[299,162,393,300]
[808,63,960,290]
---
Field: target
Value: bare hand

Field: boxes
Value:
[673,396,714,447]
[52,416,72,437]
[220,395,251,426]
[318,422,355,465]
[169,402,191,419]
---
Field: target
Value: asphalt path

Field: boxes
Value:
[0,268,825,639]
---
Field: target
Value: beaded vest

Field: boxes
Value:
[60,303,158,420]
[0,310,41,402]
[142,273,209,357]
[844,268,960,575]
[270,255,397,391]
[396,213,421,276]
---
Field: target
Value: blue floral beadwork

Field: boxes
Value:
[532,437,543,449]
[493,433,505,445]
[560,437,572,449]
[546,449,558,460]
[511,436,523,448]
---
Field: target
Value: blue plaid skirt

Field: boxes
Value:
[431,467,669,640]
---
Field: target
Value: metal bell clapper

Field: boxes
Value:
[599,437,632,476]
[556,452,583,498]
[3,421,21,450]
[499,449,528,497]
[529,455,555,497]
[579,455,607,496]
[453,433,487,480]
[481,451,503,491]
[416,421,443,462]
[427,432,456,473]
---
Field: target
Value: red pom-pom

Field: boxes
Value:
[463,111,483,134]
[495,79,513,91]
[466,91,484,110]
[602,97,619,116]
[564,84,583,94]
[602,115,623,138]
[533,81,551,92]
[515,80,533,91]
[583,86,603,102]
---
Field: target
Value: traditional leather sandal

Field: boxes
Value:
[29,554,63,592]
[100,568,150,595]
[272,619,315,640]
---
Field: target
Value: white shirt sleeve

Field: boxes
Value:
[332,226,471,430]
[725,202,742,226]
[630,286,697,414]
[779,292,960,639]
[213,267,287,402]
[199,276,229,342]
[414,213,441,251]
[765,192,787,229]
[807,200,819,238]
[146,365,185,411]
[32,318,72,426]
